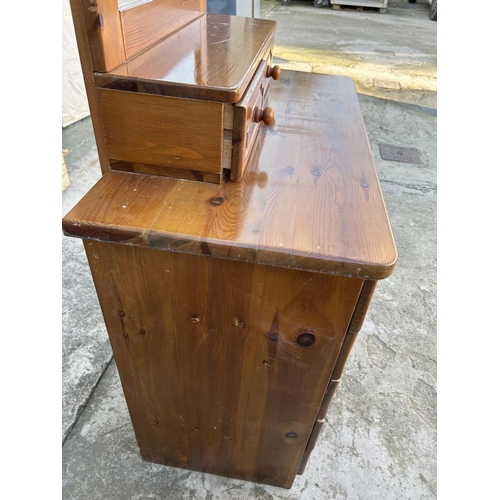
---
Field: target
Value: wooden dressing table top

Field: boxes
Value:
[96,13,277,103]
[63,71,397,280]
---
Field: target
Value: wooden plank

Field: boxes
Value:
[82,241,363,488]
[120,0,203,60]
[96,88,224,173]
[62,173,174,244]
[103,14,277,103]
[286,73,396,278]
[72,0,206,71]
[69,0,114,174]
[77,0,126,72]
[148,135,268,262]
[64,72,397,280]
[109,159,223,184]
[254,71,310,268]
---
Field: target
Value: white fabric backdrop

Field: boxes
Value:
[62,0,90,127]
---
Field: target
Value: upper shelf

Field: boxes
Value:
[94,14,277,103]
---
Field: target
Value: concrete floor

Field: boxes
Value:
[62,1,436,498]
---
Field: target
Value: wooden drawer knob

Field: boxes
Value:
[267,65,281,80]
[255,106,275,126]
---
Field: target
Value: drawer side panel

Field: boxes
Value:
[96,89,224,174]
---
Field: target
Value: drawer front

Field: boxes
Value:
[231,53,274,182]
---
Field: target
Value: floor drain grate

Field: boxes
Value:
[373,79,402,90]
[379,143,422,164]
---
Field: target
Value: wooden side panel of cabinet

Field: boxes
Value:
[83,240,364,488]
[96,89,224,174]
[69,0,114,174]
[77,0,126,73]
[73,0,205,73]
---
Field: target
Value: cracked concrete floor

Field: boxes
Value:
[62,1,436,498]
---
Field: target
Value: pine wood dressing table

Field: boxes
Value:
[64,0,397,489]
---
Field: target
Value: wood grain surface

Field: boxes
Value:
[120,0,204,60]
[332,279,378,380]
[97,57,273,181]
[64,71,397,280]
[70,0,206,174]
[297,279,378,474]
[73,0,205,72]
[231,58,271,181]
[96,88,224,173]
[83,240,364,487]
[99,14,277,103]
[109,159,224,184]
[77,0,126,72]
[69,0,115,174]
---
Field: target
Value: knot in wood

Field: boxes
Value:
[97,13,104,30]
[296,332,316,346]
[208,196,224,207]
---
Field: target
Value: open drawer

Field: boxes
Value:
[100,55,280,183]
